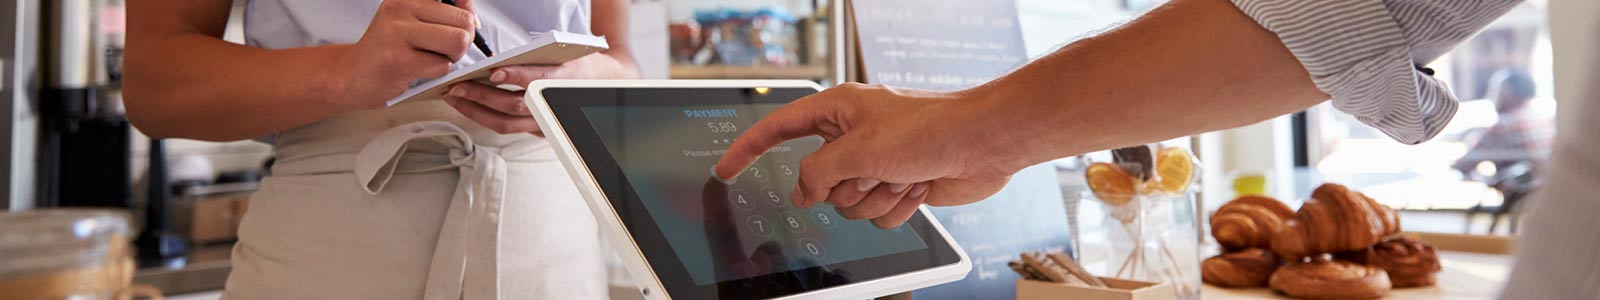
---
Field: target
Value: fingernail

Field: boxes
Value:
[856,179,881,192]
[491,70,508,83]
[449,86,466,98]
[909,184,928,198]
[889,183,910,194]
[710,164,736,184]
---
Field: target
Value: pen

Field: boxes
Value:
[441,0,494,57]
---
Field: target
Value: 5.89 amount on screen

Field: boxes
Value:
[707,122,738,133]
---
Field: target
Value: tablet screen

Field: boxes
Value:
[580,104,929,286]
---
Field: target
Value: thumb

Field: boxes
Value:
[791,135,864,207]
[490,65,558,87]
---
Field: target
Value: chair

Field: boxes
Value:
[1464,161,1539,234]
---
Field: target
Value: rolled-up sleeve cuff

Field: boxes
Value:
[1230,0,1459,144]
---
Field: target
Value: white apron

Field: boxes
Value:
[222,101,607,299]
[229,1,603,298]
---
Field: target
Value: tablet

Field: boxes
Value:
[525,80,971,300]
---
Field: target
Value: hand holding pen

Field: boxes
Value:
[333,0,483,109]
[441,0,494,57]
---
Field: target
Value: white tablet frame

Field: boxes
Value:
[524,80,971,300]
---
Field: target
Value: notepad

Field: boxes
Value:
[386,30,609,106]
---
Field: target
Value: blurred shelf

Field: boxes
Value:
[669,65,829,79]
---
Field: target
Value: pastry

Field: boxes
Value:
[1271,184,1401,259]
[1202,248,1280,287]
[1342,235,1442,288]
[1270,258,1392,300]
[1211,196,1294,250]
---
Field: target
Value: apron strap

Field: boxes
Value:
[355,121,505,300]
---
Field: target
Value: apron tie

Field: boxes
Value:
[354,121,506,300]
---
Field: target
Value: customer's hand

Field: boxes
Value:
[714,83,1025,229]
[444,53,641,135]
[335,0,480,110]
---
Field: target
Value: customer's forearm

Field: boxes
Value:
[963,0,1328,170]
[124,35,354,141]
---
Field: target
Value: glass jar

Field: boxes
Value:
[1073,145,1205,299]
[1077,192,1203,299]
[0,209,160,300]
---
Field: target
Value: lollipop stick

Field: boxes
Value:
[1115,246,1136,277]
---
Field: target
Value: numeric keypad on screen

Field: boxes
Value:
[726,157,843,262]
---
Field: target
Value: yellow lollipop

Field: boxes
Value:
[1087,162,1138,205]
[1155,147,1195,193]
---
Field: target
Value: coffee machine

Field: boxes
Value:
[40,0,126,208]
[39,0,186,268]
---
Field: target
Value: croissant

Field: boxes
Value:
[1271,184,1401,259]
[1201,248,1280,287]
[1339,235,1442,288]
[1270,258,1391,300]
[1211,196,1294,250]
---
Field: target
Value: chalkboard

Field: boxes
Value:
[848,1,1074,299]
[850,0,1028,90]
[920,165,1073,300]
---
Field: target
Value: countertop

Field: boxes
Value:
[133,243,234,296]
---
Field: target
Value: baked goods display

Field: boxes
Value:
[1211,195,1294,250]
[1269,258,1392,300]
[1339,235,1443,288]
[1200,183,1443,299]
[1201,248,1280,287]
[1271,184,1401,259]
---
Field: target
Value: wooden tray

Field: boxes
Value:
[1017,277,1175,300]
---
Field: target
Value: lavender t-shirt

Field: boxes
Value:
[244,0,590,70]
[242,0,590,143]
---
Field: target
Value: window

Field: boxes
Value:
[1302,2,1553,221]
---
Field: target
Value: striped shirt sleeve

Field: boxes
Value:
[1228,0,1523,144]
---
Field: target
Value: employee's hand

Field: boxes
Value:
[335,0,479,110]
[443,53,640,135]
[714,83,1024,229]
